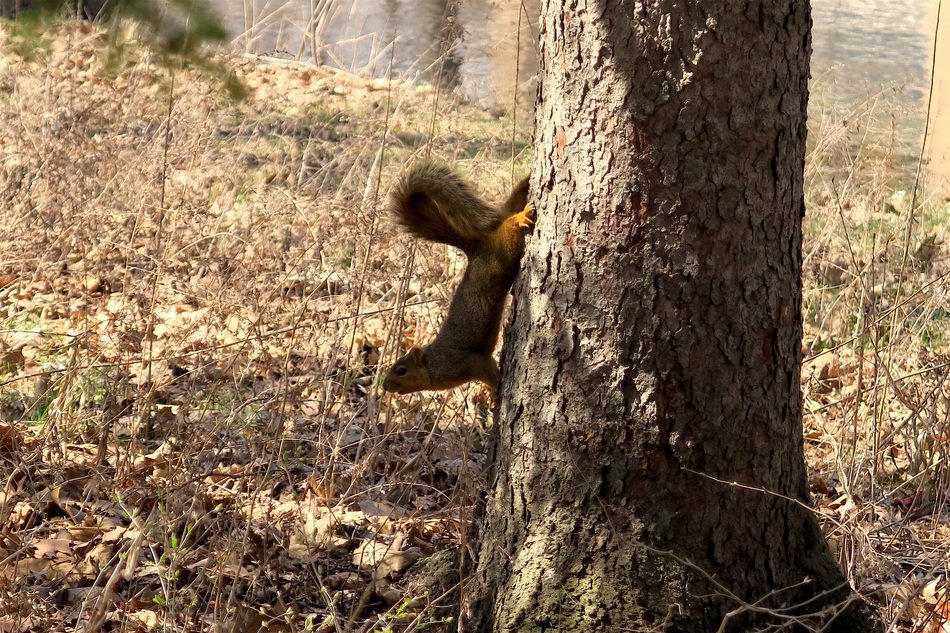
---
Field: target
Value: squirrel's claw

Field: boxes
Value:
[513,202,535,229]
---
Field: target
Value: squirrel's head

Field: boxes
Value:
[382,346,429,394]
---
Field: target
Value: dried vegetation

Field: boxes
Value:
[803,78,950,631]
[0,20,528,633]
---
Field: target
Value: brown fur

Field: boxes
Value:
[384,165,532,394]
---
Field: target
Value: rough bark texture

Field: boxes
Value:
[467,2,880,632]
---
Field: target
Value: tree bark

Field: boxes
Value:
[467,2,880,632]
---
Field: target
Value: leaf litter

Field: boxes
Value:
[0,19,515,633]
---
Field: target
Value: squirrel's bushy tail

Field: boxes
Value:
[390,164,504,253]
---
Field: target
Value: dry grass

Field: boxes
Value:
[0,19,949,633]
[0,20,530,633]
[803,80,950,631]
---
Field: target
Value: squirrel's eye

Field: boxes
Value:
[396,367,408,376]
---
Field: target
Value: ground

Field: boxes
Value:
[0,19,949,633]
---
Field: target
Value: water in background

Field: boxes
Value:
[212,0,945,184]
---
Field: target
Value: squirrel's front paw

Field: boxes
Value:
[513,202,535,229]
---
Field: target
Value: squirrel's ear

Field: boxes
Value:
[409,346,427,367]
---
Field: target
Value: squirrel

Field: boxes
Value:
[383,163,533,394]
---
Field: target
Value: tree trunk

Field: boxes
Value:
[467,3,880,632]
